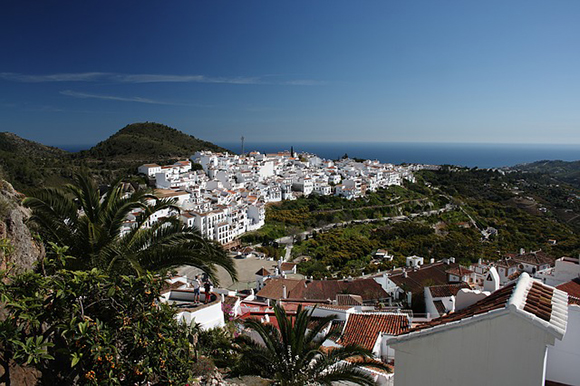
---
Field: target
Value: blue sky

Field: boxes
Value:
[1,0,579,146]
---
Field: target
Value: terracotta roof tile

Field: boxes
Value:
[510,251,555,266]
[556,278,580,300]
[409,274,568,336]
[257,278,389,302]
[386,262,459,294]
[338,313,410,351]
[280,262,296,271]
[336,294,363,306]
[445,266,474,277]
[412,283,517,332]
[523,282,553,322]
[255,267,271,276]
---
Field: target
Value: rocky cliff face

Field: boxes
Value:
[0,179,44,273]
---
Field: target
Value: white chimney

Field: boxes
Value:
[520,248,525,255]
[484,267,500,292]
[430,258,435,264]
[282,285,287,299]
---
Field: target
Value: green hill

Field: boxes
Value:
[82,122,231,161]
[0,132,70,189]
[0,132,67,158]
[511,160,580,188]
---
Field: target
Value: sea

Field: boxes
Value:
[57,142,580,169]
[214,142,580,169]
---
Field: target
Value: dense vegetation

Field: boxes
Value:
[0,246,202,385]
[278,167,580,279]
[80,122,229,161]
[510,160,580,188]
[0,132,72,189]
[241,184,448,245]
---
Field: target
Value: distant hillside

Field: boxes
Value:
[0,133,70,189]
[81,122,231,161]
[511,160,580,188]
[0,132,67,158]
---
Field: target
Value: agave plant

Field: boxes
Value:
[235,304,388,385]
[24,173,236,282]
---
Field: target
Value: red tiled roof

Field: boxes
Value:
[428,282,471,298]
[556,278,580,299]
[338,313,410,350]
[280,262,296,271]
[255,267,271,276]
[508,250,555,266]
[256,278,302,299]
[412,283,517,332]
[257,278,389,302]
[388,262,459,294]
[523,282,553,322]
[336,294,363,306]
[556,278,580,305]
[411,275,567,334]
[445,266,474,277]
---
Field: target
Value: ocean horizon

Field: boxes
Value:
[215,141,580,169]
[56,141,580,169]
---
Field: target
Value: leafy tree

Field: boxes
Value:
[23,174,236,282]
[0,247,202,385]
[234,304,388,385]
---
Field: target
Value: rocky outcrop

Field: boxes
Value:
[0,179,44,274]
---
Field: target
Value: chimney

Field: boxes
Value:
[430,258,435,264]
[282,285,287,299]
[520,248,525,255]
[403,269,408,278]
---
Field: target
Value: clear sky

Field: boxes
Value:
[1,0,579,146]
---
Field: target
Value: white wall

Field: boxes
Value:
[379,333,396,361]
[546,305,580,385]
[177,301,225,330]
[455,289,489,311]
[390,312,557,386]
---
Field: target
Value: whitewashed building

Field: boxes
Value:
[389,273,569,386]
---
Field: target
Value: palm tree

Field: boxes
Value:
[23,173,236,282]
[235,304,389,385]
